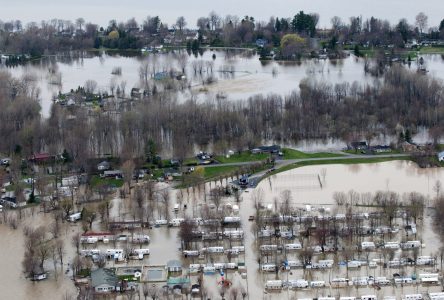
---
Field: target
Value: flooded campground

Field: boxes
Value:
[1,160,444,299]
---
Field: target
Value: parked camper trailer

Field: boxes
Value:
[402,294,423,300]
[361,295,377,300]
[183,250,200,257]
[416,256,435,265]
[287,279,309,289]
[169,218,185,227]
[384,242,400,249]
[261,264,277,272]
[402,240,421,249]
[361,241,376,250]
[260,244,278,252]
[207,246,224,254]
[284,243,302,250]
[68,212,81,222]
[429,292,444,300]
[331,278,351,287]
[310,281,325,288]
[265,280,283,290]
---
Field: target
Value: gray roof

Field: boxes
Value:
[91,268,119,287]
[166,260,182,268]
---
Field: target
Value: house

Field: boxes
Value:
[101,170,123,179]
[251,145,281,154]
[438,151,444,162]
[91,268,121,293]
[401,141,419,153]
[255,38,267,48]
[166,260,182,273]
[29,153,53,163]
[349,141,368,151]
[97,161,110,171]
[130,88,142,98]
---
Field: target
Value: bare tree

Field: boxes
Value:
[415,12,428,37]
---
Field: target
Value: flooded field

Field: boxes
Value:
[3,50,444,117]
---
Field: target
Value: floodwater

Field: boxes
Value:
[3,50,444,118]
[1,161,444,299]
[238,160,444,300]
[0,211,78,300]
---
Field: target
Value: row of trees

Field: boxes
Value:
[1,12,444,56]
[1,64,444,171]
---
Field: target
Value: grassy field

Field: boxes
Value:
[418,46,444,54]
[268,156,410,176]
[204,165,241,179]
[90,175,124,188]
[282,148,344,160]
[342,149,402,155]
[215,152,269,163]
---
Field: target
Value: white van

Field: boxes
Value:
[261,264,277,272]
[310,281,325,288]
[173,204,179,212]
[285,243,302,250]
[214,263,225,270]
[402,294,423,300]
[265,280,283,290]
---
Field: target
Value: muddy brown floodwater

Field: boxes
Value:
[0,211,78,300]
[238,160,444,300]
[1,160,443,300]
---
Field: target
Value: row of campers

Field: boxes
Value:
[188,262,239,274]
[183,246,245,257]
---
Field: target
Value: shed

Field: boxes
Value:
[166,260,182,273]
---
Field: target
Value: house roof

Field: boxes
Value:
[166,260,182,268]
[91,268,119,288]
[82,231,114,237]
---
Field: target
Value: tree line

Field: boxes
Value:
[0,12,443,56]
[1,64,443,169]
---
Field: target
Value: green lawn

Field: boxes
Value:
[418,46,444,54]
[204,165,241,179]
[282,148,344,160]
[90,175,124,188]
[215,151,269,163]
